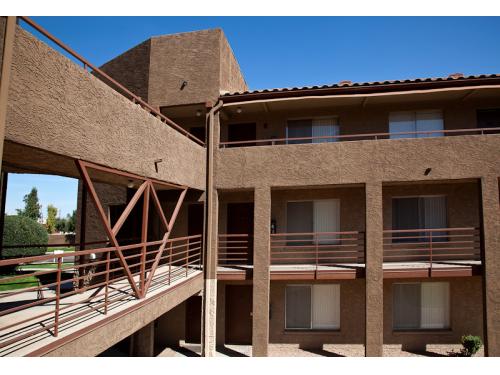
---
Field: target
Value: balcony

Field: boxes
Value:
[383,227,481,274]
[0,234,202,356]
[219,127,500,148]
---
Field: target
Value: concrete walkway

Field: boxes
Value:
[0,265,202,356]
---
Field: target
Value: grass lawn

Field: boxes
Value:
[0,275,39,292]
[17,263,73,271]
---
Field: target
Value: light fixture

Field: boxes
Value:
[127,180,134,189]
[424,168,432,176]
[196,109,202,117]
[236,107,242,114]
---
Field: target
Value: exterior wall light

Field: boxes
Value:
[236,107,242,114]
[127,180,134,188]
[196,110,202,117]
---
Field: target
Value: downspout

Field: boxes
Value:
[201,99,223,356]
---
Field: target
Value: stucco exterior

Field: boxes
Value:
[4,25,206,189]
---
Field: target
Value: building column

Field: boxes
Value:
[0,17,16,174]
[365,181,384,357]
[480,176,500,357]
[130,322,155,357]
[252,186,271,357]
[201,103,221,357]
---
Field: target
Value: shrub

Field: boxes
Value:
[2,215,48,258]
[461,335,483,357]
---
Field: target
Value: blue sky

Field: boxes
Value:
[7,17,500,217]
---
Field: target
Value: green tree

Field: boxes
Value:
[67,210,76,233]
[2,215,48,258]
[46,205,58,234]
[16,187,42,221]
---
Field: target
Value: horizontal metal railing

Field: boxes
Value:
[220,126,500,147]
[383,227,481,265]
[218,234,252,265]
[270,231,365,267]
[18,16,204,146]
[0,234,202,350]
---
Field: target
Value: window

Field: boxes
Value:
[393,282,450,330]
[389,110,444,139]
[392,196,447,242]
[286,284,340,330]
[286,200,340,244]
[287,118,339,144]
[477,108,500,132]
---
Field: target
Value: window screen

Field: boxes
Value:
[287,120,312,144]
[286,286,311,329]
[389,110,443,139]
[393,282,450,330]
[286,285,340,330]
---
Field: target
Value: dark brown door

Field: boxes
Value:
[227,203,254,264]
[228,123,256,147]
[225,285,253,344]
[185,295,202,343]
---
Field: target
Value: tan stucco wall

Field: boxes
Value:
[155,300,186,347]
[99,39,151,101]
[4,26,205,189]
[216,135,500,189]
[219,31,247,96]
[383,277,484,348]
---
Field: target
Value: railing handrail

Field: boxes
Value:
[0,234,202,267]
[220,127,500,147]
[18,16,205,147]
[271,230,362,237]
[383,227,478,234]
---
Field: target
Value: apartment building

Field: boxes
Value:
[0,16,499,357]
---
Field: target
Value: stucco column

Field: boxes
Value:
[365,181,384,357]
[0,17,16,173]
[480,176,500,357]
[252,186,271,357]
[201,104,221,357]
[130,322,155,357]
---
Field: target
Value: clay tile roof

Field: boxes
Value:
[220,73,500,102]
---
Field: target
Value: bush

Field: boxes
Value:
[461,335,483,357]
[2,215,48,258]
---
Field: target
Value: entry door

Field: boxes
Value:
[227,123,257,147]
[227,203,254,264]
[185,295,202,343]
[225,285,253,344]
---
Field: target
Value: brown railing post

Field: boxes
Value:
[429,231,433,272]
[54,256,62,337]
[104,250,110,315]
[315,233,319,274]
[185,238,190,277]
[168,242,172,285]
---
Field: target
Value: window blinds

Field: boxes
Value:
[389,110,444,139]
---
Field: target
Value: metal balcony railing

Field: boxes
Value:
[0,234,202,350]
[383,227,481,265]
[219,127,500,148]
[217,234,252,265]
[270,231,365,266]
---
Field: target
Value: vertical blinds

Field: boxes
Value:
[393,282,450,330]
[392,196,447,230]
[287,117,339,144]
[389,110,444,139]
[286,284,340,329]
[287,199,340,244]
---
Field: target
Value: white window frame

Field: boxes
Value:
[285,284,341,330]
[393,282,450,331]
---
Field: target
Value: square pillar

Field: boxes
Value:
[130,322,155,357]
[201,105,220,357]
[365,181,384,357]
[252,186,271,357]
[480,176,500,356]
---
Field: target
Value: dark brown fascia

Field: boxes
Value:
[220,76,500,103]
